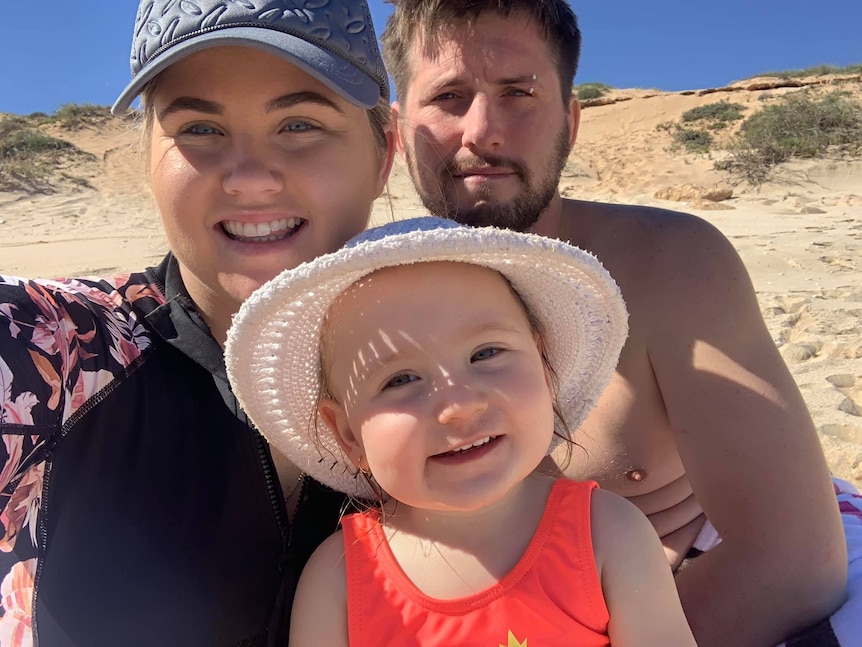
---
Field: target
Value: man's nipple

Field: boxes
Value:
[625,468,648,482]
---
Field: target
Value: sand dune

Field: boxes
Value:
[1,75,860,486]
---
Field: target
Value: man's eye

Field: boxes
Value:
[472,347,501,362]
[432,92,458,102]
[384,373,419,389]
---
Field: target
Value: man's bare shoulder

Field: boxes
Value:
[564,199,725,252]
[561,200,755,327]
[561,199,743,300]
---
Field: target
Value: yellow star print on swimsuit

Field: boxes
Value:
[500,630,527,647]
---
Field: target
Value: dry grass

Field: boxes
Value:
[0,114,97,193]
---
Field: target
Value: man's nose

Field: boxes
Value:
[460,94,505,152]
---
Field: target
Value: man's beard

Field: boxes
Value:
[405,124,572,232]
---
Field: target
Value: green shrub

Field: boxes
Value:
[0,122,94,193]
[0,117,30,138]
[672,127,713,153]
[681,101,746,124]
[740,92,862,157]
[51,103,112,129]
[0,130,73,158]
[575,83,613,101]
[751,63,862,79]
[715,91,862,185]
[578,86,604,101]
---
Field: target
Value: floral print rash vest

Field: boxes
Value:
[0,254,345,647]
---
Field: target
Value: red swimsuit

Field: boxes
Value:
[342,479,610,646]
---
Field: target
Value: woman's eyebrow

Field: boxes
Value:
[267,92,344,114]
[157,96,222,120]
[156,91,344,121]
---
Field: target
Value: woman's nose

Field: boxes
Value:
[222,140,284,196]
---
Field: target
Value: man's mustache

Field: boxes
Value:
[444,154,528,180]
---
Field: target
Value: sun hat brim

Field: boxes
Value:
[225,218,628,498]
[111,26,383,114]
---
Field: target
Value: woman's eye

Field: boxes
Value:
[384,373,418,389]
[282,120,317,133]
[181,123,221,136]
[472,347,501,362]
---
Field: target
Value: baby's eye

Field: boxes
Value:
[181,123,221,136]
[472,347,502,362]
[383,373,419,389]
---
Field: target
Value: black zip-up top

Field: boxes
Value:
[0,254,344,646]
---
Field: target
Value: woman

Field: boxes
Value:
[0,1,394,645]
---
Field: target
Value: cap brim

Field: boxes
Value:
[111,27,381,114]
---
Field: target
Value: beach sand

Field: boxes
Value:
[1,76,860,487]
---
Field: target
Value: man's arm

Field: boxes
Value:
[645,214,847,646]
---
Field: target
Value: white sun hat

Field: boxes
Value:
[225,217,628,497]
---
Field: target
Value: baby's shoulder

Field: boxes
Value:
[296,530,348,600]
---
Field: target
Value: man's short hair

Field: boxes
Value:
[381,0,582,104]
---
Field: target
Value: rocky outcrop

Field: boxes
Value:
[654,183,734,203]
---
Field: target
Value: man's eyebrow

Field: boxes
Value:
[497,74,536,86]
[267,92,344,114]
[425,73,464,90]
[423,73,537,94]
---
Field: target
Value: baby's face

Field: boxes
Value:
[318,261,556,512]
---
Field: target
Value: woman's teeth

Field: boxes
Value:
[222,217,302,241]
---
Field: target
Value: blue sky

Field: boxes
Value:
[1,1,859,115]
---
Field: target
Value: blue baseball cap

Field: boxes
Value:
[112,0,389,114]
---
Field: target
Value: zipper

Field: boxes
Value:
[31,352,149,647]
[252,430,290,553]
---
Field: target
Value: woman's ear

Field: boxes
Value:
[375,119,397,198]
[318,398,365,469]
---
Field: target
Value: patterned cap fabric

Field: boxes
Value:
[112,0,388,113]
[225,217,629,498]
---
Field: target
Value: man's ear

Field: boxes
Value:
[567,96,581,151]
[318,398,364,469]
[391,101,407,154]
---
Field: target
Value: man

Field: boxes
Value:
[381,2,859,645]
